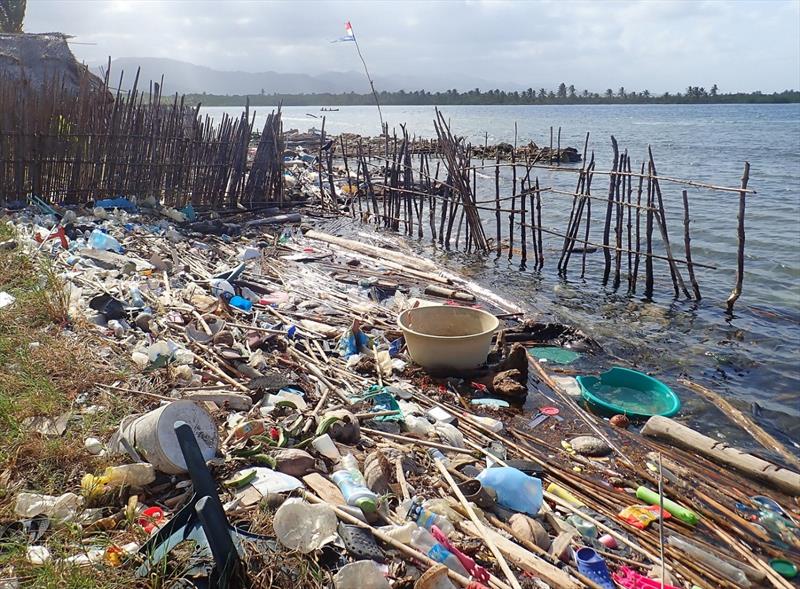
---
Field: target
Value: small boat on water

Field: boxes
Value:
[320,107,339,112]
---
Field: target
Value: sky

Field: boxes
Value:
[24,0,800,93]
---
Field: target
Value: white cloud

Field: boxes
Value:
[22,0,800,92]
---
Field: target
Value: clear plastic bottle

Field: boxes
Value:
[340,454,368,486]
[410,526,469,577]
[401,496,455,536]
[427,448,450,466]
[105,463,156,487]
[379,521,417,543]
[129,286,145,308]
[669,535,750,587]
[333,455,378,513]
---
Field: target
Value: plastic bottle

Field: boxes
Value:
[669,535,750,587]
[476,466,542,516]
[567,514,598,539]
[88,229,123,253]
[410,526,469,577]
[401,497,455,536]
[340,454,368,486]
[332,454,378,513]
[405,415,435,437]
[129,286,145,308]
[379,521,417,543]
[104,464,156,487]
[427,447,450,466]
[636,486,699,526]
[757,510,796,545]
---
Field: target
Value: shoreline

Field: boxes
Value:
[1,204,798,587]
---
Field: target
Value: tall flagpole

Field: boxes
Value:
[350,24,384,131]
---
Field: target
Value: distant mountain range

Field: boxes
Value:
[101,57,524,95]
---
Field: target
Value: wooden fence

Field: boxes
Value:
[0,66,284,209]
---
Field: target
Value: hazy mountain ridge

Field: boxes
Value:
[102,57,523,95]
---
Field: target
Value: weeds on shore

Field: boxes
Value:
[0,221,147,587]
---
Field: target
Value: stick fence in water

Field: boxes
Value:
[319,111,753,309]
[1,68,753,310]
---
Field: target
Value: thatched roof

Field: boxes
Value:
[0,32,103,93]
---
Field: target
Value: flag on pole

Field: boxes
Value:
[332,21,355,43]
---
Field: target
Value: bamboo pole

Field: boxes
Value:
[679,378,800,470]
[434,460,524,589]
[645,165,655,298]
[495,153,501,256]
[649,146,689,298]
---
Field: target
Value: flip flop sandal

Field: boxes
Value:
[337,523,384,563]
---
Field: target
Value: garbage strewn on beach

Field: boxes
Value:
[1,178,797,589]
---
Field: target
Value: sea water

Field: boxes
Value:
[202,103,800,453]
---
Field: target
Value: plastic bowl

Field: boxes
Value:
[397,305,499,372]
[577,366,681,419]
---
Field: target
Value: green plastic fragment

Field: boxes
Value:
[529,346,581,365]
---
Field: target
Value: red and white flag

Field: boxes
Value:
[333,21,355,43]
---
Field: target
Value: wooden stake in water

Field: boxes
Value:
[645,163,655,299]
[726,161,750,313]
[602,136,619,284]
[658,452,667,589]
[682,189,702,300]
[495,153,502,256]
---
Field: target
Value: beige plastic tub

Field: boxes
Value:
[397,305,499,371]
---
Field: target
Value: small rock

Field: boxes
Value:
[493,369,527,399]
[84,437,104,455]
[569,435,611,456]
[273,449,315,477]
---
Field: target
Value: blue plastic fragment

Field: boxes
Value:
[95,197,138,212]
[389,337,404,357]
[180,203,197,222]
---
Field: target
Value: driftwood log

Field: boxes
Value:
[641,416,800,495]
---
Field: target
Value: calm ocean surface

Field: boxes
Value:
[202,104,800,454]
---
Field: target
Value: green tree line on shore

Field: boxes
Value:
[184,83,799,107]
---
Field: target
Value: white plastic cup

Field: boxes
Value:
[311,433,341,460]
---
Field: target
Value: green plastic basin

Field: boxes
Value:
[576,366,681,419]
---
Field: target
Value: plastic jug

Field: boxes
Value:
[476,466,542,515]
[88,229,123,253]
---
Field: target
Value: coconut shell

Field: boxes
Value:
[509,513,551,550]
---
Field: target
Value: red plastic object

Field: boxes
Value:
[138,506,165,534]
[33,226,68,249]
[431,525,490,583]
[539,406,560,416]
[613,566,680,589]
